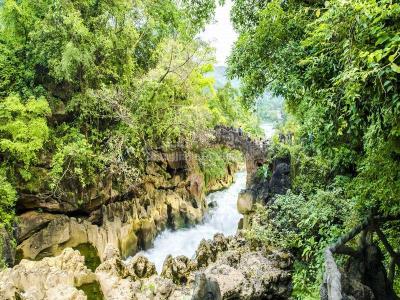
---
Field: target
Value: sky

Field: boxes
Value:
[199,0,238,66]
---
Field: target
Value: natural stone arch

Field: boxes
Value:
[213,125,270,186]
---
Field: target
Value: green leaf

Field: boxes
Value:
[391,63,400,73]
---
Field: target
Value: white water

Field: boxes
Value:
[139,171,246,272]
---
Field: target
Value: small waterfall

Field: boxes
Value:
[138,171,246,272]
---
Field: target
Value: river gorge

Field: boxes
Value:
[138,123,275,272]
[0,123,297,300]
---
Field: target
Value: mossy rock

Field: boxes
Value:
[78,281,104,300]
[73,243,101,272]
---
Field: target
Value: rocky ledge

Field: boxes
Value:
[0,234,292,300]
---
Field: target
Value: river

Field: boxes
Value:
[136,123,274,272]
[139,171,246,272]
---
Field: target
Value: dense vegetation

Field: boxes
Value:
[1,0,399,298]
[229,0,400,298]
[0,0,258,236]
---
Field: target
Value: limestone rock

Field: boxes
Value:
[195,239,216,268]
[161,255,197,284]
[0,248,95,300]
[237,190,254,214]
[15,149,215,263]
[191,272,221,300]
[16,211,62,243]
[95,245,136,300]
[17,216,71,260]
[126,254,157,279]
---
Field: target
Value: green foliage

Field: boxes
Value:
[255,164,269,181]
[198,147,242,185]
[0,94,50,226]
[50,129,104,199]
[247,185,354,298]
[230,1,400,296]
[0,95,50,170]
[230,0,400,215]
[0,172,17,227]
[208,84,263,137]
[0,0,261,231]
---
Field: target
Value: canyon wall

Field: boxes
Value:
[14,149,239,264]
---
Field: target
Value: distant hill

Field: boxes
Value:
[206,65,241,89]
[206,66,283,122]
[255,91,284,123]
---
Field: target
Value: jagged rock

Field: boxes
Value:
[126,254,157,279]
[195,239,216,268]
[155,234,292,299]
[192,234,292,299]
[191,272,221,300]
[14,143,241,268]
[212,234,228,252]
[0,248,95,300]
[0,227,15,267]
[96,244,129,278]
[161,255,197,284]
[95,245,137,300]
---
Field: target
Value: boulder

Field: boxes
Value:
[0,248,95,300]
[126,254,157,279]
[191,272,221,300]
[237,190,254,214]
[161,255,197,284]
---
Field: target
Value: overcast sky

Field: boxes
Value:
[199,0,237,66]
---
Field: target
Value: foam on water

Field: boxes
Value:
[138,171,246,272]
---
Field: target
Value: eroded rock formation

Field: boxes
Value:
[1,233,291,300]
[0,248,95,300]
[213,125,271,186]
[14,149,238,264]
[0,234,292,300]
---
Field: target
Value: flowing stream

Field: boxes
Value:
[139,171,246,272]
[137,122,275,272]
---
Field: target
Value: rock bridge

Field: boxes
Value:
[213,125,270,186]
[145,125,271,186]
